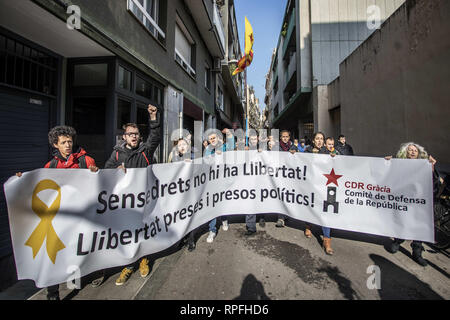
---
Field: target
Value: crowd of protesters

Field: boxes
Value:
[14,103,440,299]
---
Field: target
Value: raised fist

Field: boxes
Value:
[148,104,158,120]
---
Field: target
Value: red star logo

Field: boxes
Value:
[249,34,254,43]
[323,169,343,186]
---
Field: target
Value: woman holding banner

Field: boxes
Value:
[385,142,437,266]
[304,132,335,255]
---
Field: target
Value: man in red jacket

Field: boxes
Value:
[16,125,98,300]
[44,126,97,170]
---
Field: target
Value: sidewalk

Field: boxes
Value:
[28,258,165,300]
[0,241,184,300]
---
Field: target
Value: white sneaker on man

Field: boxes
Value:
[206,231,216,243]
[222,220,229,231]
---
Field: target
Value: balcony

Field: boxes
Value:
[184,0,225,58]
[222,61,243,112]
[285,51,296,85]
[213,3,226,53]
[282,9,296,57]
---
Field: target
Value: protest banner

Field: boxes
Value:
[4,151,433,287]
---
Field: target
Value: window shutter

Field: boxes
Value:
[175,24,191,65]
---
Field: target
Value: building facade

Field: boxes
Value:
[0,0,243,267]
[266,0,405,140]
[247,85,261,130]
[337,0,450,160]
[216,0,245,131]
[264,49,276,130]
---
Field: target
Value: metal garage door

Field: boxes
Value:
[0,87,50,258]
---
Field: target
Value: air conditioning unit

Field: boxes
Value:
[212,58,222,72]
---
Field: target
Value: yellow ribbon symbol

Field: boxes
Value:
[25,180,65,264]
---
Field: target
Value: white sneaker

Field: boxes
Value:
[222,220,229,231]
[206,231,216,243]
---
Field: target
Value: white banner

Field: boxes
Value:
[4,151,434,287]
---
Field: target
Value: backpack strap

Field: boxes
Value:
[142,152,150,166]
[49,158,59,169]
[78,155,87,169]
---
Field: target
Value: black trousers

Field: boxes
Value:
[47,284,59,298]
[394,238,423,248]
[187,229,196,243]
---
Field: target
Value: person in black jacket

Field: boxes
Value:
[105,104,161,286]
[105,106,161,170]
[336,134,354,156]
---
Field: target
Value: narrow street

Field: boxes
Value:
[27,216,449,300]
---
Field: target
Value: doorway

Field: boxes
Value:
[72,97,107,166]
[67,59,113,167]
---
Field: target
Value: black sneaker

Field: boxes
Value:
[47,294,60,301]
[412,245,428,266]
[389,240,401,253]
[412,254,428,267]
[259,219,266,228]
[244,230,256,236]
[188,241,196,252]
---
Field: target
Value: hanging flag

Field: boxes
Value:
[245,16,254,55]
[232,51,253,76]
[232,17,254,76]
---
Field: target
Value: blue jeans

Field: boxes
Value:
[209,217,227,233]
[322,227,331,238]
[307,223,331,238]
[246,214,256,232]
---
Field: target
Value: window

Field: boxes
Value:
[117,99,132,130]
[154,86,162,105]
[137,103,150,141]
[74,64,108,87]
[274,104,279,118]
[272,56,278,73]
[0,33,57,95]
[128,0,165,41]
[303,123,314,140]
[118,65,132,91]
[217,86,224,111]
[136,76,152,99]
[175,15,196,78]
[204,63,211,91]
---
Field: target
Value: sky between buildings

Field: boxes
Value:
[235,0,286,112]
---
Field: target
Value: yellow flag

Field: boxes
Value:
[232,17,254,76]
[245,17,254,55]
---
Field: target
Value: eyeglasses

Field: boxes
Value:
[125,132,140,137]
